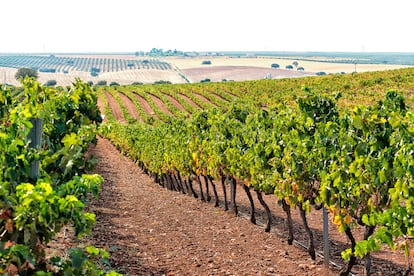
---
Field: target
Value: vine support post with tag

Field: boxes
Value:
[323,206,330,269]
[29,118,43,180]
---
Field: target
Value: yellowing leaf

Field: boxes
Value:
[62,133,79,148]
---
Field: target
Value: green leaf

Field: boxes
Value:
[62,133,80,148]
[69,248,87,269]
[341,248,353,261]
[86,245,100,256]
[352,115,363,130]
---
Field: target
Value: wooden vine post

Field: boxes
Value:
[29,118,43,180]
[323,206,330,269]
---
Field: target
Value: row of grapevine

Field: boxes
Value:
[97,68,414,128]
[0,78,120,275]
[101,85,414,275]
[0,55,171,74]
[97,83,229,124]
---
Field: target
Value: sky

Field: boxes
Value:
[1,0,413,53]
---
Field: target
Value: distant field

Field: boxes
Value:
[0,54,186,86]
[0,54,411,86]
[165,56,409,73]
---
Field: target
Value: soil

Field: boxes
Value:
[84,137,413,276]
[118,92,143,122]
[177,93,202,109]
[147,93,173,116]
[161,93,190,116]
[87,137,325,275]
[104,91,126,124]
[133,93,157,118]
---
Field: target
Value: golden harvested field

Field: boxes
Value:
[165,56,409,73]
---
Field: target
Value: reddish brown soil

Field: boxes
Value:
[161,93,191,115]
[88,137,328,275]
[87,137,413,276]
[177,93,203,109]
[147,93,173,116]
[92,85,413,276]
[192,92,218,107]
[208,91,232,102]
[132,93,157,118]
[104,91,126,123]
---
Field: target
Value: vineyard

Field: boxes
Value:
[0,54,185,86]
[0,55,171,73]
[96,67,414,275]
[0,78,120,275]
[3,67,414,275]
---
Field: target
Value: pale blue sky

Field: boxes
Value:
[1,0,413,53]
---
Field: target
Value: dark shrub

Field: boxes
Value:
[15,67,38,80]
[153,80,171,85]
[44,80,57,86]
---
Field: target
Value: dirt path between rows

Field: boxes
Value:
[87,137,330,275]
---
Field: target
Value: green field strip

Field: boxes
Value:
[176,86,215,110]
[135,89,172,123]
[96,87,116,122]
[105,87,134,123]
[159,88,198,115]
[128,88,172,123]
[204,85,235,102]
[191,85,229,108]
[117,92,144,123]
[144,87,188,120]
[118,88,153,124]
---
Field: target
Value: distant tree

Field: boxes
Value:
[316,71,326,76]
[44,80,57,86]
[87,81,94,86]
[148,48,163,56]
[202,60,212,65]
[39,68,56,73]
[271,63,280,68]
[132,81,144,85]
[292,61,299,68]
[90,67,100,77]
[200,78,211,83]
[109,82,120,86]
[96,80,107,86]
[15,67,38,80]
[297,67,305,71]
[285,65,294,69]
[153,80,171,85]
